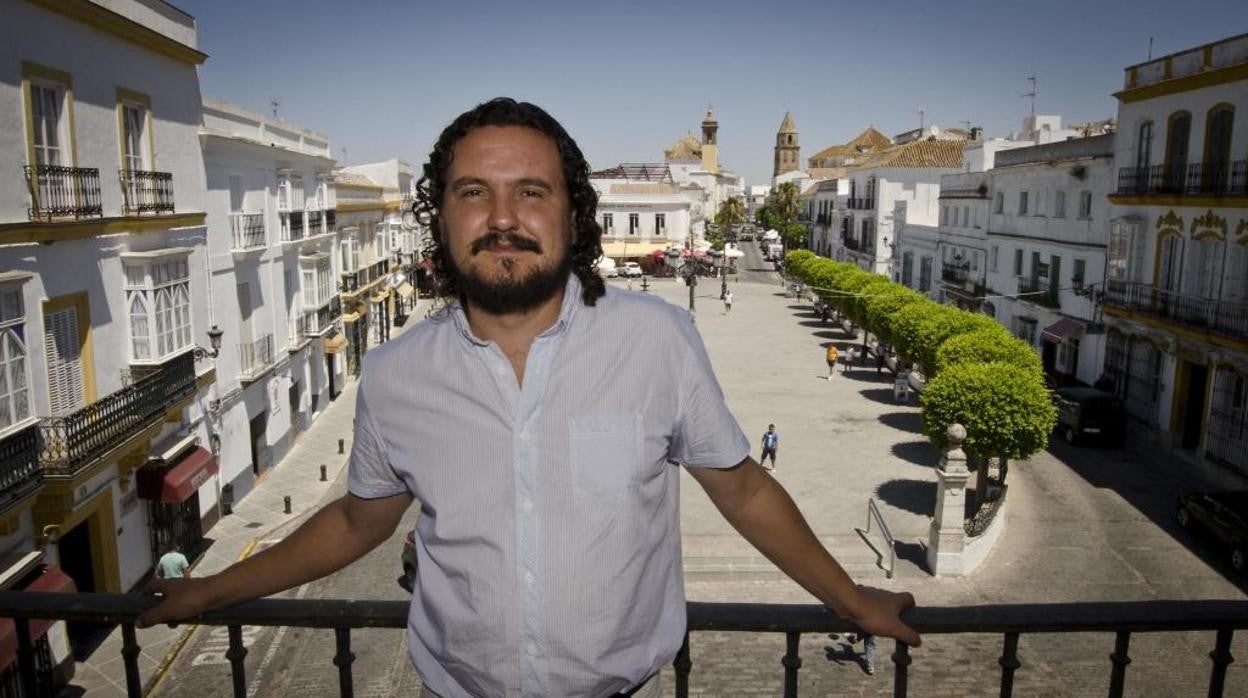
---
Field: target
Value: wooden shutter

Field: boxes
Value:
[44,306,84,415]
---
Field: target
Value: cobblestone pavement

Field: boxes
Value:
[143,268,1248,697]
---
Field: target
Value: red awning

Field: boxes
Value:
[0,565,76,669]
[136,447,218,503]
[1041,317,1086,344]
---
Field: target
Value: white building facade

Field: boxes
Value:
[591,164,694,261]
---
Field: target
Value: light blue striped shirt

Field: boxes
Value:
[348,276,750,697]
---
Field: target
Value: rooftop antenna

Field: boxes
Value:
[917,108,926,132]
[1022,75,1038,118]
[1147,36,1154,60]
[270,98,281,120]
[340,147,347,164]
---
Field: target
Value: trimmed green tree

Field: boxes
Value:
[865,286,926,347]
[933,328,1042,377]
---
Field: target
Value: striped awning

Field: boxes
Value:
[600,241,668,258]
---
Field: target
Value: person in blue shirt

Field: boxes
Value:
[760,424,779,471]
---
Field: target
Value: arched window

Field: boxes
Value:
[174,285,191,349]
[1135,121,1153,172]
[155,288,174,357]
[0,328,29,429]
[1164,111,1191,192]
[1203,105,1235,193]
[1185,237,1225,299]
[129,293,149,360]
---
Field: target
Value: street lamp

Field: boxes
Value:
[664,247,696,313]
[193,325,224,360]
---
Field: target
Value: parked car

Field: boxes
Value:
[1052,387,1126,446]
[619,262,644,278]
[595,256,618,278]
[397,528,417,592]
[1177,490,1248,574]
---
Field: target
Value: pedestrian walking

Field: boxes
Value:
[723,290,733,313]
[138,98,919,697]
[874,341,886,374]
[155,543,190,579]
[844,345,859,374]
[825,344,839,380]
[760,424,779,471]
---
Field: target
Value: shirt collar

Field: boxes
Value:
[451,274,584,347]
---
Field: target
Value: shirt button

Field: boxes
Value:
[526,642,538,656]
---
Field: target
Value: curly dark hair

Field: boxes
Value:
[414,97,605,307]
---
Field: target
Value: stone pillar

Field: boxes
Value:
[927,424,970,576]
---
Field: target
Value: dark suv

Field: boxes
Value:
[1177,491,1248,574]
[1053,387,1126,446]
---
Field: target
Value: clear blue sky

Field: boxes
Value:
[178,0,1248,187]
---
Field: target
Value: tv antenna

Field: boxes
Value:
[270,98,281,120]
[917,108,926,132]
[1022,75,1038,117]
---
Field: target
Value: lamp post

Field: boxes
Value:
[665,247,696,313]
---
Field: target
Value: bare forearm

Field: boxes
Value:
[200,496,392,609]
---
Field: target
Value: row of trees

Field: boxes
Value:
[784,250,1057,502]
[754,182,808,249]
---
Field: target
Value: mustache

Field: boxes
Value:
[471,231,542,255]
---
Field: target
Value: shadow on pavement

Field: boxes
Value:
[894,539,928,572]
[875,479,936,517]
[892,440,939,468]
[878,411,923,434]
[858,387,897,405]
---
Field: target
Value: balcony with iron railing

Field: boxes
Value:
[1101,280,1248,341]
[326,208,336,229]
[298,297,342,337]
[38,351,196,478]
[23,164,103,221]
[282,211,306,242]
[1,594,1245,697]
[847,196,876,210]
[306,209,324,236]
[229,212,266,251]
[1016,276,1062,310]
[1116,160,1248,197]
[941,262,970,285]
[238,335,275,381]
[119,169,175,215]
[0,422,41,513]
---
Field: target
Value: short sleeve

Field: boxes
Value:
[669,313,750,469]
[346,372,409,499]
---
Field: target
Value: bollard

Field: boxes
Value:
[320,464,327,482]
[284,496,292,514]
[338,438,345,454]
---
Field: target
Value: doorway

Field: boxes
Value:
[59,519,107,658]
[249,411,269,476]
[1182,362,1210,450]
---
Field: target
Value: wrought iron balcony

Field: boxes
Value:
[1116,160,1248,196]
[326,208,336,228]
[941,262,970,285]
[842,235,864,252]
[847,197,876,210]
[298,298,341,337]
[340,273,359,294]
[229,212,265,251]
[23,164,103,221]
[307,210,324,235]
[0,422,41,512]
[1102,280,1248,341]
[283,211,306,242]
[0,593,1245,697]
[39,351,195,478]
[1016,277,1061,309]
[119,169,175,215]
[238,335,274,381]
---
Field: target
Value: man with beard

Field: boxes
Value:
[138,98,919,697]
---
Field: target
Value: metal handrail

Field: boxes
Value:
[865,498,896,579]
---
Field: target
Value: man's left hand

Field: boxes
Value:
[844,585,920,647]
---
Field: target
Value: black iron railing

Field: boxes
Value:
[0,593,1245,698]
[307,210,324,235]
[23,164,103,221]
[842,235,863,252]
[941,262,969,285]
[1017,277,1061,309]
[341,274,359,293]
[120,169,175,214]
[848,197,876,210]
[285,211,305,241]
[1102,280,1248,341]
[229,212,265,250]
[1205,406,1248,474]
[1116,160,1248,196]
[39,351,195,477]
[0,422,41,510]
[326,209,337,228]
[239,335,274,380]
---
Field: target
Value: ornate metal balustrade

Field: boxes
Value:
[1016,276,1061,309]
[229,212,265,251]
[0,423,40,510]
[307,210,324,235]
[1,594,1245,698]
[238,335,274,380]
[1102,280,1248,341]
[1116,160,1248,196]
[283,212,306,242]
[941,262,969,285]
[119,169,175,214]
[38,352,195,478]
[23,164,103,221]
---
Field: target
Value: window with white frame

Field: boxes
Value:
[1018,191,1029,215]
[655,213,666,236]
[994,191,1004,214]
[628,213,639,235]
[1054,190,1066,218]
[301,255,333,309]
[602,213,613,234]
[961,206,969,227]
[121,102,148,171]
[0,284,31,431]
[30,82,66,166]
[1078,191,1093,219]
[341,230,359,272]
[124,253,192,362]
[940,206,948,225]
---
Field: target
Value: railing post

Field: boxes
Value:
[15,617,38,698]
[781,631,801,698]
[226,624,249,698]
[998,632,1021,698]
[121,623,143,698]
[673,631,691,698]
[1107,630,1131,697]
[1208,627,1234,698]
[333,626,356,698]
[892,640,911,698]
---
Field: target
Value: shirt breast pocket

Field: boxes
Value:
[569,412,643,501]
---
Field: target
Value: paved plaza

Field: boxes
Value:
[75,270,1248,697]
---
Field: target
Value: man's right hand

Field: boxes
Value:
[136,577,218,628]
